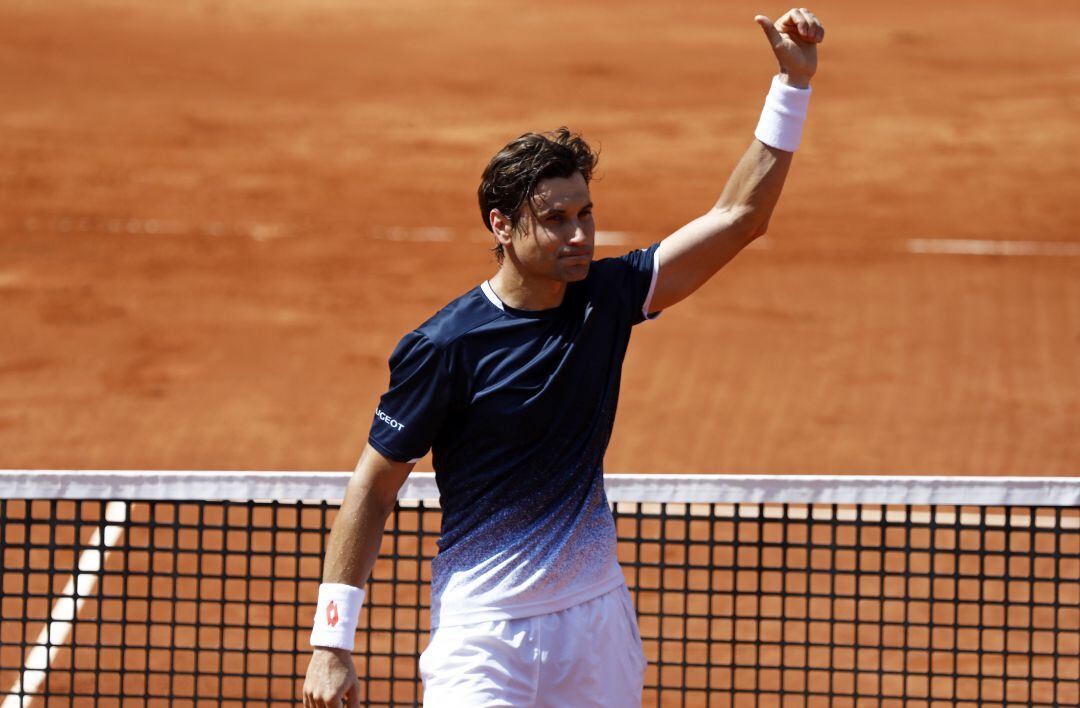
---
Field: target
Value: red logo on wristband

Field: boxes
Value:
[326,600,340,627]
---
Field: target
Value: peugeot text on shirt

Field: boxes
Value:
[376,409,405,431]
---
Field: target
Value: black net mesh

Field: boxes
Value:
[1,497,1078,706]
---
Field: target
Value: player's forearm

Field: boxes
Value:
[306,446,410,696]
[713,137,793,236]
[671,117,796,265]
[647,10,822,312]
[321,479,394,587]
[649,137,794,311]
[321,445,412,587]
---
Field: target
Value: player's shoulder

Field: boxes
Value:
[413,284,503,349]
[588,244,660,281]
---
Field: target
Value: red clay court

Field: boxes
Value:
[1,0,1077,705]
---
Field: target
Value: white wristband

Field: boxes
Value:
[310,583,365,651]
[754,74,812,153]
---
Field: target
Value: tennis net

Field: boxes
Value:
[1,471,1077,706]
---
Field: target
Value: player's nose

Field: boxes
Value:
[568,221,589,245]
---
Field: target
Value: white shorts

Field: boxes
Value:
[419,584,647,707]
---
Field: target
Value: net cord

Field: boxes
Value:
[0,470,1077,506]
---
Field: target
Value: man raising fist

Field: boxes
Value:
[304,8,825,707]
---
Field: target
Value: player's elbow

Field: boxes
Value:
[753,217,771,239]
[734,205,773,242]
[369,481,401,521]
[342,474,393,521]
[346,462,408,521]
[713,205,764,243]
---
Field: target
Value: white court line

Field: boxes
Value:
[905,238,1080,257]
[367,231,1079,257]
[15,214,1080,256]
[594,230,630,245]
[368,228,635,246]
[17,216,289,241]
[2,502,128,708]
[372,226,454,242]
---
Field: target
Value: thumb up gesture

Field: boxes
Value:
[755,8,824,88]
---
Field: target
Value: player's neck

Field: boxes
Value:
[488,265,567,311]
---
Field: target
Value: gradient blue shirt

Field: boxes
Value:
[369,244,661,627]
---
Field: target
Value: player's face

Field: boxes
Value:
[513,172,595,283]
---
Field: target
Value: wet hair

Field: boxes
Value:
[477,127,598,263]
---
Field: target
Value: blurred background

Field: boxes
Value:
[1,0,1077,474]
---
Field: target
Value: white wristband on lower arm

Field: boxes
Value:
[754,74,812,153]
[310,583,365,651]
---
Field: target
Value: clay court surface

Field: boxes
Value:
[1,0,1076,476]
[1,0,1078,705]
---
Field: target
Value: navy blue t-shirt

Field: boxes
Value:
[369,244,661,627]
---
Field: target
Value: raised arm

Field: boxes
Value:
[649,8,824,313]
[303,444,414,708]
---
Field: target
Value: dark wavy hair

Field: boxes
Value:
[477,127,599,263]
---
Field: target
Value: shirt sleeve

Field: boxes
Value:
[368,331,451,463]
[610,242,662,326]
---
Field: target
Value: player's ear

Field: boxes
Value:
[489,209,515,247]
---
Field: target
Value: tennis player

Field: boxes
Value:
[304,8,824,707]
